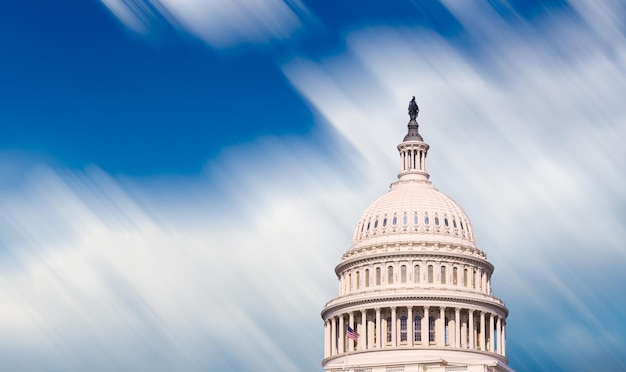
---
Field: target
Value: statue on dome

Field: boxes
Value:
[408,96,419,120]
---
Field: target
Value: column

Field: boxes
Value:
[331,317,337,355]
[461,312,467,349]
[438,307,445,347]
[407,306,414,347]
[391,307,397,347]
[376,308,381,349]
[339,315,345,353]
[502,322,506,356]
[496,316,502,355]
[365,315,374,349]
[324,320,330,358]
[479,311,485,351]
[422,306,429,346]
[361,310,367,351]
[468,310,474,350]
[349,312,355,352]
[455,308,461,348]
[489,313,495,352]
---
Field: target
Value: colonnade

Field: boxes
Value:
[399,146,427,173]
[323,305,506,359]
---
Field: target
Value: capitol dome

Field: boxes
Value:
[321,99,512,372]
[351,183,476,251]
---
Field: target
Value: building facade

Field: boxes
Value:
[321,103,512,372]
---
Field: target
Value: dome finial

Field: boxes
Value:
[408,96,419,120]
[404,96,423,141]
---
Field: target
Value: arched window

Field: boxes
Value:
[365,269,370,287]
[473,270,478,289]
[386,316,392,344]
[349,273,352,290]
[376,267,381,286]
[441,266,446,284]
[429,316,436,342]
[424,215,430,225]
[356,271,360,290]
[401,265,407,283]
[434,216,440,225]
[453,219,457,228]
[392,216,397,225]
[453,267,458,285]
[414,315,422,342]
[464,268,468,287]
[444,218,449,227]
[413,213,418,225]
[414,265,420,283]
[400,316,407,342]
[383,217,387,227]
[403,214,408,225]
[387,266,394,284]
[374,219,378,228]
[428,265,434,284]
[367,222,370,231]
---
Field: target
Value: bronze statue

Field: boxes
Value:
[408,96,419,120]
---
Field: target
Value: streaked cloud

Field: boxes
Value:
[99,0,313,48]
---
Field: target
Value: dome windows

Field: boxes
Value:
[374,219,379,229]
[367,221,370,231]
[413,213,419,225]
[403,214,408,225]
[383,217,387,227]
[444,217,449,227]
[424,215,430,225]
[392,216,398,226]
[434,216,440,226]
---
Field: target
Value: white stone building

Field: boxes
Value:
[321,103,512,372]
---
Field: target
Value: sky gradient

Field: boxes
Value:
[1,1,625,371]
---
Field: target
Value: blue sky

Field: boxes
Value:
[1,1,626,371]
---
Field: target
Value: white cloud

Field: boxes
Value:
[99,0,312,48]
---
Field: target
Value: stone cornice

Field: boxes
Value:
[321,290,508,319]
[335,249,494,276]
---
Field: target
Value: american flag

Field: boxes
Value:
[346,326,359,342]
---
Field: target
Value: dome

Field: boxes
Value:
[350,181,476,250]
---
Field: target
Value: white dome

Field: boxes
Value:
[351,181,476,250]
